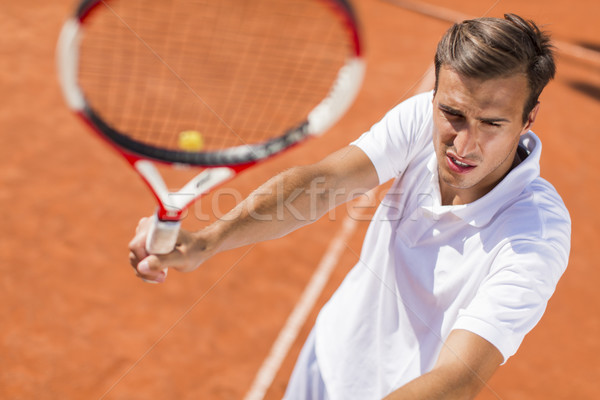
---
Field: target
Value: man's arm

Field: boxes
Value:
[129,145,379,282]
[384,329,503,400]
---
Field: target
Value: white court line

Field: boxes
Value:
[243,69,436,399]
[242,191,374,400]
[243,1,598,396]
[384,0,600,67]
[413,64,435,95]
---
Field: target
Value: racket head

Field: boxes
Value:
[57,0,365,168]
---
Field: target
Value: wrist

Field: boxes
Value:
[192,221,227,257]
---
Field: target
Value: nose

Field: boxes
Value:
[452,124,478,157]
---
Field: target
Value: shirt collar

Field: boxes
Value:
[423,131,542,227]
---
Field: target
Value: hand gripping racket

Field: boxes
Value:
[56,0,364,263]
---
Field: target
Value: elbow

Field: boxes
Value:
[434,364,493,400]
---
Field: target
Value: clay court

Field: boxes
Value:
[1,0,599,398]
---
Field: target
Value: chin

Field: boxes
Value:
[440,172,476,190]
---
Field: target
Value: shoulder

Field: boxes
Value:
[501,177,570,240]
[488,131,570,256]
[386,90,434,123]
[491,177,571,273]
[350,91,435,184]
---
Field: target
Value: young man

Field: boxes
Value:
[129,14,571,399]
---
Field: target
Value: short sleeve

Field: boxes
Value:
[453,239,569,363]
[350,91,434,184]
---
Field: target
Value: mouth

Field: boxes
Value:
[446,153,476,173]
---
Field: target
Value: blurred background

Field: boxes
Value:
[1,0,598,398]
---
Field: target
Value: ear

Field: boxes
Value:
[522,102,540,135]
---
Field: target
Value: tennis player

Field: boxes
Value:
[129,13,571,399]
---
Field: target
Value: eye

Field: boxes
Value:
[483,121,501,127]
[441,109,462,119]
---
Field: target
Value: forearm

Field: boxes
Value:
[383,366,482,400]
[384,330,502,400]
[208,164,358,254]
[129,146,378,278]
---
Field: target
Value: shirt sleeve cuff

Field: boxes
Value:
[349,138,396,185]
[452,316,517,364]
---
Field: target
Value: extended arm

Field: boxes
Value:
[129,145,378,282]
[384,329,503,400]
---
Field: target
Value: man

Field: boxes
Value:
[129,14,571,399]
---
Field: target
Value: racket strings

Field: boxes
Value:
[77,0,353,153]
[213,8,346,147]
[255,20,350,138]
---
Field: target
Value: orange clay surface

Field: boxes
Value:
[1,0,599,399]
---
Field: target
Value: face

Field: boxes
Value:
[432,66,539,205]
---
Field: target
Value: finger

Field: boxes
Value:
[141,269,167,284]
[135,216,151,234]
[129,244,148,274]
[136,257,167,283]
[129,219,153,262]
[130,217,152,250]
[135,249,187,283]
[129,250,143,269]
[141,248,187,271]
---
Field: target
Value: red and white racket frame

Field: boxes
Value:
[56,0,365,257]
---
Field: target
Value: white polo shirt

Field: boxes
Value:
[313,91,571,399]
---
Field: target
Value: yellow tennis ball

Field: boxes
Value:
[178,130,204,151]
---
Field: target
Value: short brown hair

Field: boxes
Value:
[434,14,555,123]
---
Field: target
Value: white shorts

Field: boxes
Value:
[283,328,329,400]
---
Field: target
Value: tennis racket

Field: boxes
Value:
[56,0,364,265]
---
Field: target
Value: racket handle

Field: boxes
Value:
[145,214,181,255]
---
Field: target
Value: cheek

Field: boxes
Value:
[479,131,519,160]
[434,126,455,148]
[433,113,459,140]
[432,125,444,153]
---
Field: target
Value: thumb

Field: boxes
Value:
[136,247,188,283]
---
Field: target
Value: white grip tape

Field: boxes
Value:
[145,214,181,255]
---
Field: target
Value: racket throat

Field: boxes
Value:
[133,160,235,220]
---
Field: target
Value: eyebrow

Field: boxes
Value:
[438,104,511,124]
